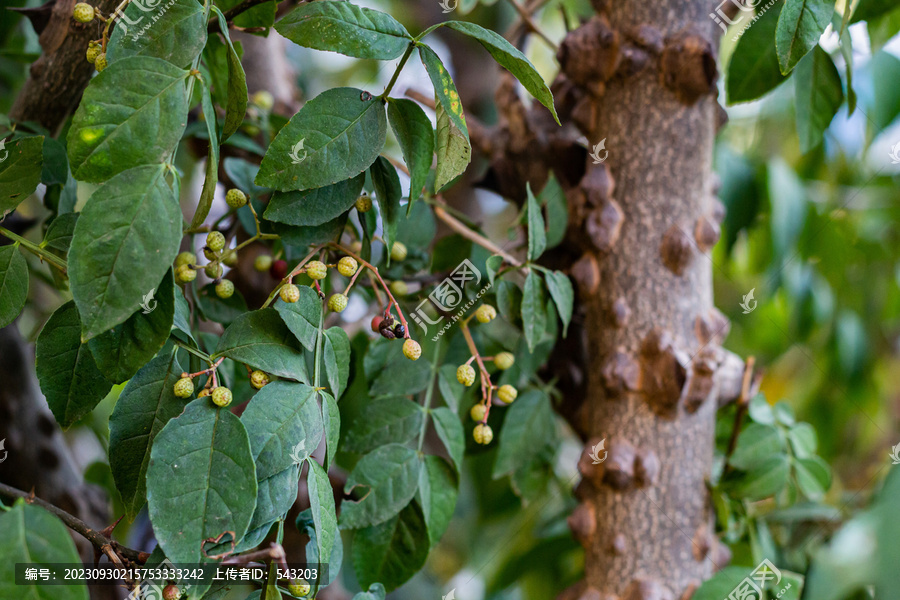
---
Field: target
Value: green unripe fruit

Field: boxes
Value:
[457,364,476,387]
[175,264,197,283]
[328,293,348,313]
[355,194,372,212]
[287,580,310,597]
[73,3,95,23]
[337,256,358,277]
[206,231,226,252]
[494,352,515,370]
[350,241,363,254]
[470,403,487,422]
[473,423,494,445]
[250,370,270,390]
[254,255,273,272]
[251,90,274,112]
[389,280,408,297]
[198,388,211,398]
[403,339,421,361]
[225,188,247,209]
[306,260,327,280]
[86,42,101,64]
[222,250,238,267]
[211,387,232,407]
[205,263,223,279]
[173,377,194,398]
[280,284,300,303]
[175,251,196,268]
[498,384,518,404]
[475,304,497,323]
[203,247,219,261]
[215,279,234,299]
[94,53,107,72]
[390,241,408,261]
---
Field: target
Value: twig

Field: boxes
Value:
[725,356,756,460]
[432,204,522,267]
[0,483,148,564]
[460,320,494,420]
[504,0,557,51]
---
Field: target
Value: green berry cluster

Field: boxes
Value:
[73,2,95,23]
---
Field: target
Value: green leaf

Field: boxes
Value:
[351,501,429,592]
[214,308,310,381]
[0,501,88,600]
[296,507,344,589]
[521,269,545,352]
[735,454,790,500]
[417,456,457,547]
[387,98,434,209]
[147,399,258,563]
[68,164,182,340]
[0,136,43,218]
[274,213,349,248]
[690,567,757,600]
[324,326,351,398]
[275,286,322,352]
[67,57,188,182]
[794,456,831,500]
[437,364,463,411]
[340,444,423,529]
[108,0,207,68]
[276,0,412,60]
[540,175,567,249]
[210,7,248,143]
[371,345,432,396]
[442,21,558,123]
[431,406,464,473]
[242,381,322,480]
[306,458,339,581]
[794,46,843,153]
[788,422,818,458]
[351,584,386,600]
[543,270,573,337]
[525,182,546,261]
[0,245,28,328]
[726,4,788,103]
[370,156,403,259]
[43,213,79,257]
[493,390,555,478]
[265,173,365,227]
[865,51,900,132]
[256,87,387,192]
[322,391,340,471]
[730,423,783,470]
[192,80,220,231]
[109,349,184,516]
[418,44,468,137]
[215,0,275,29]
[343,397,425,454]
[236,470,296,553]
[747,393,776,424]
[196,282,249,327]
[35,301,113,428]
[433,98,471,192]
[776,0,834,74]
[87,269,175,384]
[41,137,68,187]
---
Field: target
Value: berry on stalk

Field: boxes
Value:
[211,387,232,407]
[494,352,515,370]
[173,377,194,398]
[306,260,327,280]
[280,283,300,303]
[498,384,518,404]
[73,2,95,22]
[337,256,358,277]
[215,279,234,299]
[206,231,226,252]
[225,188,247,209]
[475,304,497,323]
[457,364,476,387]
[254,255,273,272]
[473,423,493,445]
[250,370,270,389]
[402,339,421,361]
[470,403,487,421]
[390,241,407,261]
[328,293,348,313]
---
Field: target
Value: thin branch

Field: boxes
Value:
[0,483,148,564]
[433,204,522,267]
[504,0,557,51]
[725,356,756,460]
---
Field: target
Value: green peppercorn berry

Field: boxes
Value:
[206,231,226,252]
[94,53,107,72]
[475,304,497,323]
[250,370,270,390]
[86,42,101,64]
[211,387,232,407]
[73,2,95,23]
[457,364,476,387]
[175,251,196,268]
[280,283,300,303]
[328,293,348,313]
[203,247,219,261]
[173,376,194,398]
[494,352,515,370]
[355,194,372,213]
[254,255,273,272]
[251,90,274,112]
[498,384,518,404]
[287,579,311,597]
[470,403,487,421]
[306,260,327,280]
[225,188,248,209]
[390,241,408,261]
[337,256,358,277]
[222,250,238,267]
[215,279,234,299]
[205,263,223,279]
[175,264,197,283]
[389,280,408,297]
[473,423,494,445]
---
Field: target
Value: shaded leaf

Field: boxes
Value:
[213,308,310,381]
[493,390,555,478]
[340,444,422,529]
[0,245,28,328]
[276,1,412,60]
[35,301,113,428]
[321,390,340,471]
[351,501,429,592]
[324,326,351,399]
[726,4,788,104]
[0,136,43,218]
[147,399,257,563]
[431,406,463,473]
[543,270,573,337]
[387,98,434,209]
[525,182,546,261]
[307,458,339,584]
[275,286,322,352]
[433,98,471,192]
[192,79,220,230]
[67,57,188,182]
[68,164,182,340]
[735,454,790,500]
[776,0,833,74]
[265,173,365,227]
[416,456,457,547]
[256,87,386,192]
[108,0,207,67]
[794,45,843,153]
[521,269,545,352]
[109,349,184,516]
[211,7,248,142]
[730,423,783,470]
[370,156,403,259]
[343,397,424,454]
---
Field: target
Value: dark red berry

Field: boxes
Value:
[270,259,288,280]
[371,316,383,333]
